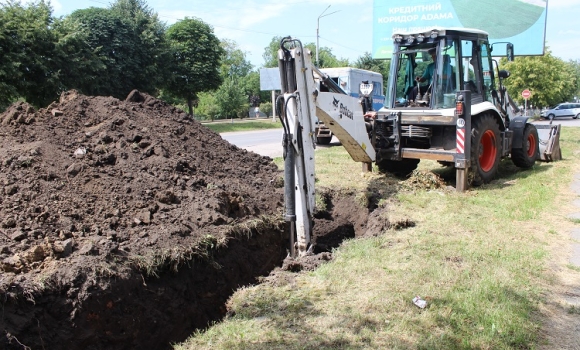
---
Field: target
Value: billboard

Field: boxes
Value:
[259,68,281,91]
[373,0,548,59]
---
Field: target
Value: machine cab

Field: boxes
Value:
[385,28,496,110]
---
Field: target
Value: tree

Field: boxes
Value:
[52,14,107,96]
[262,36,284,68]
[353,52,390,78]
[62,0,167,99]
[218,39,267,106]
[165,17,224,116]
[568,59,580,102]
[0,0,61,108]
[239,71,269,107]
[304,43,349,68]
[502,50,575,108]
[220,39,253,78]
[64,8,136,97]
[262,36,349,69]
[0,2,21,109]
[193,91,220,120]
[214,77,249,119]
[352,52,390,96]
[109,0,169,92]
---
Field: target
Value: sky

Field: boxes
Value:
[25,0,580,68]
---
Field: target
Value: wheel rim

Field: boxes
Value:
[526,133,537,158]
[479,130,497,172]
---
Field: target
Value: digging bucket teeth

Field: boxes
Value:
[536,123,562,162]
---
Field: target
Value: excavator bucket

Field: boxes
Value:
[535,123,562,162]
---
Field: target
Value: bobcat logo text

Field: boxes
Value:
[339,103,353,120]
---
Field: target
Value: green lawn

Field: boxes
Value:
[202,119,283,133]
[176,127,579,350]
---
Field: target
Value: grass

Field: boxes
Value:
[175,127,580,350]
[202,119,283,133]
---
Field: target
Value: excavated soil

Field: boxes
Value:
[0,90,381,350]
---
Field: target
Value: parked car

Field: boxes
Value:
[540,103,580,120]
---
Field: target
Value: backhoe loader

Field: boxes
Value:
[277,28,561,256]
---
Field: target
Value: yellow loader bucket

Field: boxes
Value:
[535,123,562,162]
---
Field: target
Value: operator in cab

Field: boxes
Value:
[409,47,436,101]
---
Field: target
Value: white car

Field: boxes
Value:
[541,103,580,120]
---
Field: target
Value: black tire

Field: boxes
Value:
[548,113,555,120]
[377,158,419,178]
[511,124,538,168]
[470,114,501,186]
[316,136,332,145]
[574,113,580,119]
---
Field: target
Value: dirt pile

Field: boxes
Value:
[0,90,286,349]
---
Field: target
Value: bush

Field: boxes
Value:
[195,92,220,121]
[260,102,272,116]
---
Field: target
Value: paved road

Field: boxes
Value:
[220,128,339,158]
[532,117,579,127]
[220,117,577,158]
[220,129,284,158]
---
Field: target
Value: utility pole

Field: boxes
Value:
[316,5,340,66]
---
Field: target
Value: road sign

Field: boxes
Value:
[522,89,531,99]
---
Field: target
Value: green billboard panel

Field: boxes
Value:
[373,0,547,59]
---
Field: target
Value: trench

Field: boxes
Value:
[1,193,369,350]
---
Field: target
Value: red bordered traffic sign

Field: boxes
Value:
[521,89,531,99]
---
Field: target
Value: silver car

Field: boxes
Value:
[541,103,580,120]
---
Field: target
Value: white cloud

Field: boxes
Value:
[548,0,580,8]
[50,0,62,12]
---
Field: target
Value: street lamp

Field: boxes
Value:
[316,5,340,66]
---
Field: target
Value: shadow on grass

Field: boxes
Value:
[429,158,554,189]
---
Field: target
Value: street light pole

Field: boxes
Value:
[316,5,339,66]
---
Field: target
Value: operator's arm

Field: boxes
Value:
[364,111,377,122]
[416,63,434,83]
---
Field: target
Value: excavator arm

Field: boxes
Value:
[277,37,375,257]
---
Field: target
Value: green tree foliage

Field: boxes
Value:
[53,15,107,96]
[65,8,136,97]
[262,36,284,68]
[0,0,61,108]
[259,101,272,116]
[304,43,349,68]
[353,52,389,78]
[353,52,390,93]
[0,2,20,109]
[219,39,268,106]
[165,17,224,116]
[502,50,576,108]
[63,0,167,99]
[569,59,580,101]
[262,36,349,69]
[240,70,270,107]
[193,91,219,120]
[220,39,253,78]
[109,0,170,92]
[214,78,249,119]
